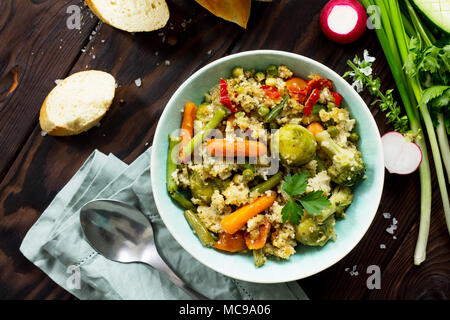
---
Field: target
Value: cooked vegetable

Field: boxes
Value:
[250,172,283,194]
[304,88,321,116]
[330,91,342,106]
[274,124,317,166]
[245,219,271,250]
[232,66,244,78]
[169,191,196,211]
[326,125,339,137]
[167,135,181,193]
[214,231,247,252]
[179,102,197,161]
[189,171,214,205]
[286,77,308,91]
[206,139,268,157]
[296,214,336,246]
[382,131,422,175]
[181,107,227,161]
[315,130,366,186]
[195,102,211,122]
[264,95,289,123]
[184,210,216,247]
[266,65,278,78]
[220,79,238,113]
[257,105,270,118]
[253,248,266,267]
[316,186,354,222]
[221,192,277,234]
[306,122,325,136]
[349,132,359,143]
[255,72,266,82]
[261,85,281,99]
[242,168,255,182]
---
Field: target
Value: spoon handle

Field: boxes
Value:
[144,248,208,300]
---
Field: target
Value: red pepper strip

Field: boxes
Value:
[304,88,320,116]
[330,91,342,107]
[307,75,334,91]
[220,79,238,113]
[261,85,281,99]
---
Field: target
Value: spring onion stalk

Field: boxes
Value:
[359,0,442,265]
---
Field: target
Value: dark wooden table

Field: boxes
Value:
[0,0,448,300]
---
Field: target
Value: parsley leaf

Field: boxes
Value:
[280,172,331,224]
[299,191,332,215]
[281,199,303,225]
[282,172,307,197]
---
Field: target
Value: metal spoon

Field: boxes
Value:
[79,199,206,300]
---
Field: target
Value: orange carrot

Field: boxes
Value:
[179,102,197,161]
[306,122,324,136]
[245,219,271,250]
[214,231,247,252]
[221,192,277,234]
[206,139,267,157]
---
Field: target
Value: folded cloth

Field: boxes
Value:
[20,148,308,300]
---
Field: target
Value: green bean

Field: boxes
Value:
[250,171,283,194]
[167,135,181,193]
[257,105,270,118]
[184,210,216,247]
[232,67,244,78]
[255,72,266,82]
[349,132,360,143]
[265,65,278,78]
[253,249,266,267]
[170,191,196,211]
[264,95,289,123]
[181,107,227,160]
[327,125,339,137]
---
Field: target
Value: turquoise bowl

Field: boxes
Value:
[151,50,384,283]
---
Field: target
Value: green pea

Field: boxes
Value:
[255,72,266,82]
[243,169,255,182]
[232,67,244,78]
[327,126,339,137]
[349,132,359,143]
[266,65,278,78]
[258,105,270,117]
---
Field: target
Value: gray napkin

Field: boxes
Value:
[20,148,307,300]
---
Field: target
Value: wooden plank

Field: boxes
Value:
[0,0,100,182]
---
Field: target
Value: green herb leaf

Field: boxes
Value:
[281,199,304,225]
[282,172,308,197]
[299,191,331,215]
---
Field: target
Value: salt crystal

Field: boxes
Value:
[164,60,171,66]
[54,79,63,85]
[386,226,395,234]
[383,212,391,219]
[392,218,398,225]
[135,78,142,87]
[380,244,386,249]
[393,236,397,240]
[207,49,213,55]
[40,131,47,137]
[95,122,101,127]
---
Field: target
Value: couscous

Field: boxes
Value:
[166,64,365,267]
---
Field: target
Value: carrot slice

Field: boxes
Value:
[306,122,324,136]
[214,231,247,252]
[245,219,271,250]
[221,192,277,234]
[206,139,267,157]
[179,102,197,161]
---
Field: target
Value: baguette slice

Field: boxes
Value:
[40,70,116,136]
[85,0,169,32]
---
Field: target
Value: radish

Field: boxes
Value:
[320,0,367,44]
[382,131,422,175]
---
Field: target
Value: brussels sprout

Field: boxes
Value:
[296,214,336,246]
[189,171,214,205]
[255,72,266,82]
[266,65,278,78]
[273,124,317,166]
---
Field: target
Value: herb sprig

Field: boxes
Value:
[343,51,409,133]
[281,172,331,225]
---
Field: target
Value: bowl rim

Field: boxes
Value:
[151,49,385,283]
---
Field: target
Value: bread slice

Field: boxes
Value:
[40,70,116,136]
[85,0,170,32]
